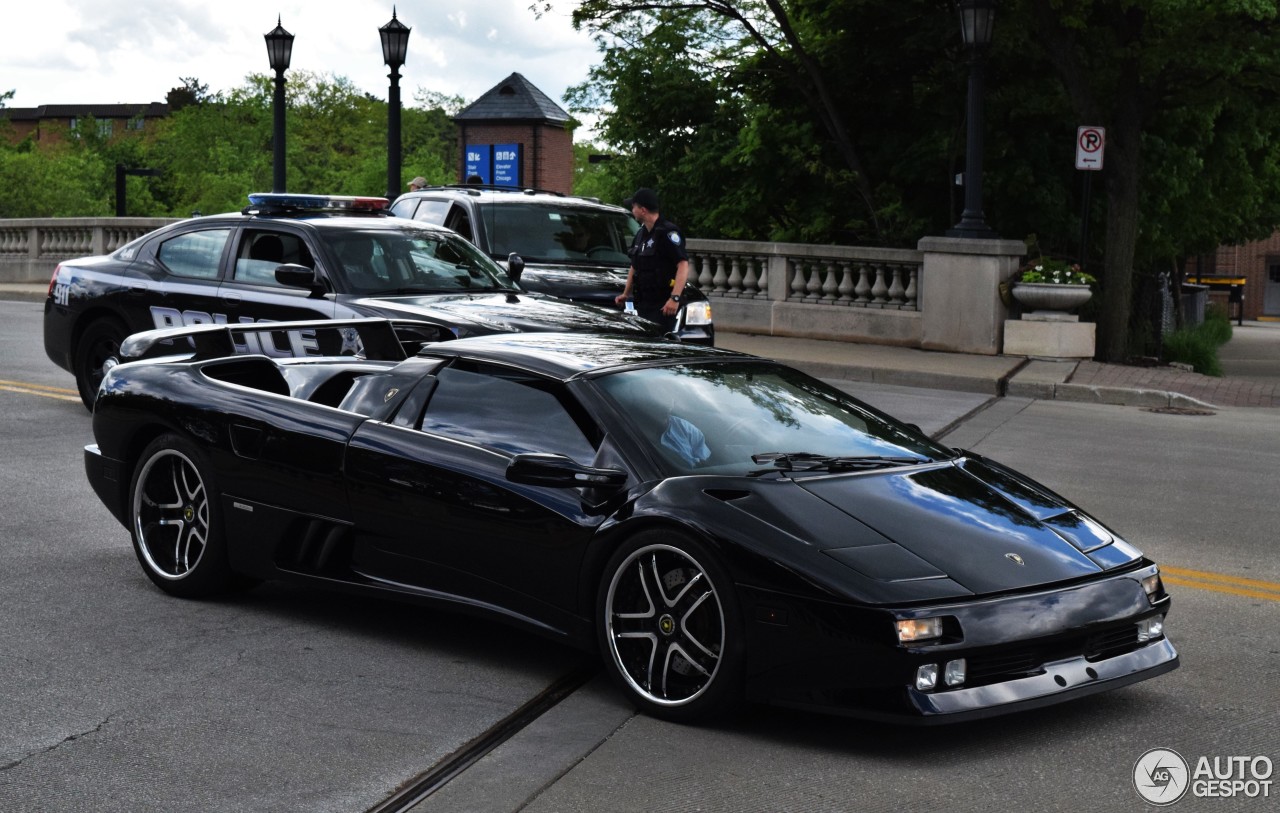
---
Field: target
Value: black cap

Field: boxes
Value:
[623,187,660,211]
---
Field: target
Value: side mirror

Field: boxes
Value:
[506,453,627,489]
[507,252,525,284]
[275,264,327,298]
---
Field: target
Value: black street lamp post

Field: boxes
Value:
[264,16,294,194]
[380,8,411,201]
[947,0,997,239]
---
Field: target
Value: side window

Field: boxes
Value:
[156,229,232,279]
[420,364,597,464]
[232,229,315,286]
[410,199,451,226]
[444,204,474,241]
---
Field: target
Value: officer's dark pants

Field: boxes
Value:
[635,299,677,333]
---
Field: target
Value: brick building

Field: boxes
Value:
[1211,236,1280,321]
[452,73,573,193]
[1,103,169,145]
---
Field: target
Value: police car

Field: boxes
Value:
[43,193,666,409]
[389,186,714,345]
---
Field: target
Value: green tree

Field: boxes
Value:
[565,0,1280,360]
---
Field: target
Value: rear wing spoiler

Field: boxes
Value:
[116,318,442,364]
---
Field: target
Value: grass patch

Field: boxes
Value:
[1163,304,1233,376]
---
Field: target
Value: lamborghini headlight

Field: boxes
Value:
[1141,572,1163,604]
[896,617,943,643]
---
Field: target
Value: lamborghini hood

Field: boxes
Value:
[792,456,1143,599]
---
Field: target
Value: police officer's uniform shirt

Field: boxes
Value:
[628,218,689,306]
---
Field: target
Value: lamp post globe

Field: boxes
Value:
[947,0,998,239]
[381,8,411,201]
[264,16,294,194]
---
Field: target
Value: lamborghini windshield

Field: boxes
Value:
[595,362,954,476]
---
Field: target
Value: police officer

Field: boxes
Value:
[614,188,689,332]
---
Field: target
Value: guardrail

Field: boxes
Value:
[0,217,180,283]
[1,218,1024,354]
[686,238,924,345]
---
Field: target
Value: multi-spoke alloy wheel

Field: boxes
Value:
[600,531,743,721]
[129,434,232,597]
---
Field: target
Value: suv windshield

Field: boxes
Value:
[319,225,515,296]
[483,203,639,266]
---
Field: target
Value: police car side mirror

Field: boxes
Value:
[507,253,525,284]
[275,264,327,298]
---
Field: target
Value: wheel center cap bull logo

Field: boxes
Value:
[183,505,195,523]
[659,614,676,635]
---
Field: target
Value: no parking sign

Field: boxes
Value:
[1076,126,1105,170]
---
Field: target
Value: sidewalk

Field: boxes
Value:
[4,282,1276,408]
[717,326,1280,409]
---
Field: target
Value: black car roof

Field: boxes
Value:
[416,333,747,380]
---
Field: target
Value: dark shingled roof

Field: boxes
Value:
[453,73,570,124]
[1,103,169,121]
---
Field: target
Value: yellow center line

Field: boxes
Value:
[0,379,81,402]
[1162,565,1280,603]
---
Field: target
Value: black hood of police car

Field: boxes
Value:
[513,261,631,305]
[700,454,1145,604]
[341,289,663,339]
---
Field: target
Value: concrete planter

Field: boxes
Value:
[1011,282,1093,312]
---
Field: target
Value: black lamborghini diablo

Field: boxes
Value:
[83,319,1178,723]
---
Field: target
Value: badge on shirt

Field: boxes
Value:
[669,232,682,245]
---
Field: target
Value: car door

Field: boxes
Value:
[214,226,338,356]
[136,224,236,334]
[343,359,610,628]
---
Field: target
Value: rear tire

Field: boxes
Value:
[74,318,126,410]
[128,434,234,598]
[598,528,744,722]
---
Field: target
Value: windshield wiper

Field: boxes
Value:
[747,452,929,477]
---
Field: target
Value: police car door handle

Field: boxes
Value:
[127,282,148,296]
[220,291,243,306]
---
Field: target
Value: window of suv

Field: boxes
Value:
[481,203,638,265]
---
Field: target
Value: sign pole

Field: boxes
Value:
[1074,126,1106,275]
[1079,171,1091,276]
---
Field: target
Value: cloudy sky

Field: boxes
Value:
[2,0,600,117]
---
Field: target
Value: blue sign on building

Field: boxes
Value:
[493,143,522,187]
[465,145,492,184]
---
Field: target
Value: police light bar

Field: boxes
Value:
[246,193,390,213]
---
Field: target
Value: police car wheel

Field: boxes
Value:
[129,434,235,598]
[73,318,126,410]
[598,529,744,722]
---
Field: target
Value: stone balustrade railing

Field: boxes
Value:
[0,218,180,283]
[0,219,1026,355]
[687,239,921,310]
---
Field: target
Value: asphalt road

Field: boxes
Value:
[2,297,1277,813]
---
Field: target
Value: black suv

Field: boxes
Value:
[389,186,714,345]
[44,193,666,409]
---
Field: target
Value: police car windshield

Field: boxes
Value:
[319,227,516,295]
[483,203,639,266]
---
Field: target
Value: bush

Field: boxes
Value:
[1163,304,1232,376]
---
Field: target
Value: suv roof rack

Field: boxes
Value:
[417,184,569,198]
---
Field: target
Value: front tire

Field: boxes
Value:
[129,434,234,598]
[598,529,744,722]
[74,318,126,410]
